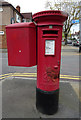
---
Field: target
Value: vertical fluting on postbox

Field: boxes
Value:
[33,10,68,115]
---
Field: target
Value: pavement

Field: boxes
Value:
[0,45,81,119]
[2,78,80,118]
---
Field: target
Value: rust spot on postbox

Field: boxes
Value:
[44,67,59,82]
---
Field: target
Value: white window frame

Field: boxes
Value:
[16,13,21,23]
[0,31,4,35]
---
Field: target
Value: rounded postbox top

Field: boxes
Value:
[6,22,36,28]
[32,10,68,26]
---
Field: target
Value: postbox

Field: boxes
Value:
[6,22,36,67]
[32,10,68,115]
[6,10,68,115]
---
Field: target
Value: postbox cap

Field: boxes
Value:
[32,10,68,26]
[33,10,68,19]
[6,22,36,28]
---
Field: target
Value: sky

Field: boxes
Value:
[71,24,79,33]
[6,0,48,14]
[5,0,80,33]
[6,0,81,14]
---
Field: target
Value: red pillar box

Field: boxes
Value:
[6,22,36,67]
[32,10,68,115]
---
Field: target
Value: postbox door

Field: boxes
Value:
[7,28,30,67]
[6,22,36,67]
[37,26,62,91]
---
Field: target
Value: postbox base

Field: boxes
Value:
[79,45,81,52]
[36,88,59,115]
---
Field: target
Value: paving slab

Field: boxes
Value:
[2,78,80,119]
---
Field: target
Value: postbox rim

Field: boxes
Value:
[6,22,36,28]
[32,10,68,20]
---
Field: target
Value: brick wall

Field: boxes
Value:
[0,25,7,49]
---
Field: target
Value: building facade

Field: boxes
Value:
[0,0,24,49]
[22,13,32,22]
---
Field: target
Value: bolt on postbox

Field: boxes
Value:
[32,10,68,115]
[6,10,68,115]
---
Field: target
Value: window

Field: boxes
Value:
[22,18,26,22]
[0,31,4,35]
[11,17,15,24]
[16,14,21,23]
